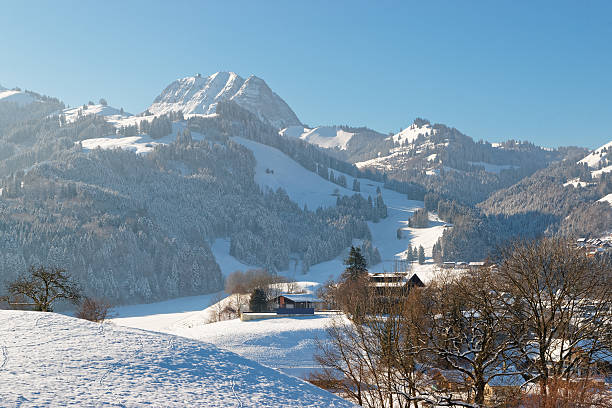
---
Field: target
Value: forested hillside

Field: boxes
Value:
[0,99,377,304]
[429,160,612,261]
[0,74,607,304]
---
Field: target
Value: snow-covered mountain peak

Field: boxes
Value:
[149,71,301,129]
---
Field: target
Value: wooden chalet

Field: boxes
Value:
[271,293,323,315]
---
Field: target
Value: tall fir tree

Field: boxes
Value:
[249,288,268,312]
[341,246,368,281]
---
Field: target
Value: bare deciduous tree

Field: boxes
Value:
[76,297,114,322]
[7,266,81,312]
[419,269,522,406]
[312,237,612,406]
[313,282,430,408]
[497,237,612,403]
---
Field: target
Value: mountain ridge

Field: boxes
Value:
[148,71,302,129]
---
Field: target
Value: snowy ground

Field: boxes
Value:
[170,314,342,379]
[0,311,353,407]
[111,291,223,331]
[109,291,338,379]
[112,295,340,380]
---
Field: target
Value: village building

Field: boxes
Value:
[368,272,424,296]
[270,293,323,314]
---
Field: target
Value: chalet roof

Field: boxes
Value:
[277,293,322,303]
[369,272,405,277]
[408,273,425,287]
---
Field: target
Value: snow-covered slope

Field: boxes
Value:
[0,87,35,105]
[148,72,301,128]
[0,310,353,407]
[62,103,131,123]
[579,140,612,168]
[598,193,612,206]
[579,140,612,177]
[79,121,205,154]
[281,125,355,150]
[388,122,436,145]
[233,137,444,280]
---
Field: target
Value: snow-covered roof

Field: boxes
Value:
[278,293,322,303]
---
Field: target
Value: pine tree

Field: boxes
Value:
[406,246,414,262]
[341,246,368,281]
[376,190,387,219]
[249,288,268,312]
[418,245,425,264]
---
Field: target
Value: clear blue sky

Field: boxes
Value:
[1,1,610,148]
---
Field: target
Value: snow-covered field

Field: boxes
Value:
[111,291,223,331]
[170,313,341,379]
[112,295,340,379]
[0,310,353,407]
[62,104,131,123]
[79,121,205,154]
[281,125,355,150]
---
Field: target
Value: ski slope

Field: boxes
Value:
[233,136,444,281]
[0,310,353,407]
